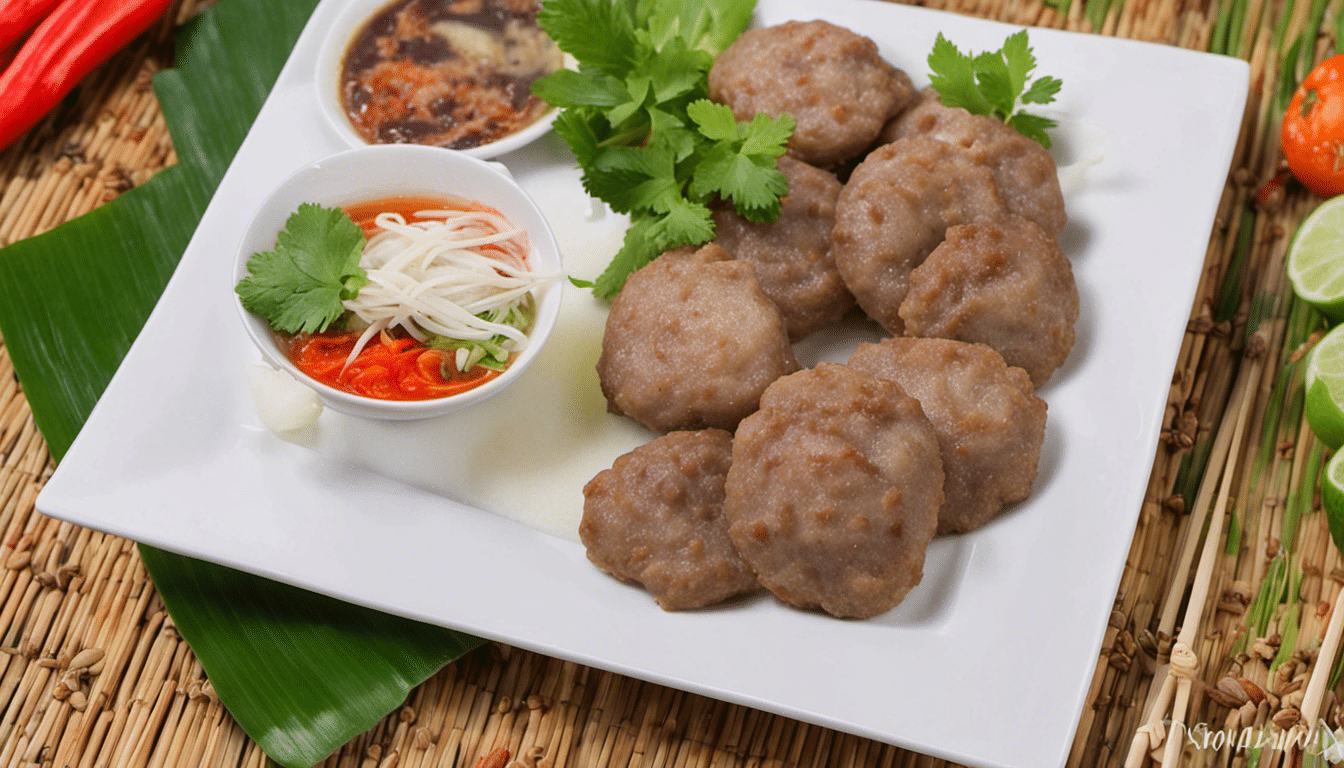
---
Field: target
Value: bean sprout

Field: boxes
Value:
[342,207,553,367]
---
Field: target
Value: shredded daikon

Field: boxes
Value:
[341,207,553,368]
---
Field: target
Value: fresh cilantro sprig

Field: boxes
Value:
[235,203,368,334]
[533,0,792,299]
[927,30,1062,148]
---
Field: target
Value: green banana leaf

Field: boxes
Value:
[0,0,483,765]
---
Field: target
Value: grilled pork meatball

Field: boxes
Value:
[898,215,1079,387]
[831,136,1008,335]
[847,338,1047,534]
[724,363,943,619]
[597,244,800,432]
[712,156,851,340]
[881,89,1067,238]
[708,20,916,168]
[581,429,759,610]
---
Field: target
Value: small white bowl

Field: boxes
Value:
[234,144,564,421]
[313,0,562,159]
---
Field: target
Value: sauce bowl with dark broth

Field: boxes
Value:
[314,0,565,158]
[234,144,563,421]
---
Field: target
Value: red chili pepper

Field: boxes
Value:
[0,0,64,50]
[0,0,173,151]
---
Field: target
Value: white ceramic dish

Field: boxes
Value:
[313,0,562,158]
[234,144,563,421]
[35,1,1249,766]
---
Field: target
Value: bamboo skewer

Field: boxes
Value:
[1127,346,1265,767]
[1299,586,1344,746]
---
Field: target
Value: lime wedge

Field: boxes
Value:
[1306,324,1344,449]
[1288,196,1344,321]
[1321,448,1344,551]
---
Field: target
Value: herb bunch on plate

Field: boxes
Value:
[927,30,1063,148]
[532,0,794,299]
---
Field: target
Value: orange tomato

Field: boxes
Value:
[1283,54,1344,196]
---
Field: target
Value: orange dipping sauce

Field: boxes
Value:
[286,330,501,401]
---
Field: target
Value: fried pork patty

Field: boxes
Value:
[880,89,1067,238]
[712,156,852,340]
[723,363,943,619]
[708,20,915,168]
[581,429,759,610]
[847,338,1047,534]
[832,136,1008,335]
[597,244,800,432]
[898,215,1079,386]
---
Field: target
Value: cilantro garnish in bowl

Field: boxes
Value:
[532,0,793,299]
[234,202,368,334]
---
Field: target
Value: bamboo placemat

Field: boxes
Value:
[0,0,1320,765]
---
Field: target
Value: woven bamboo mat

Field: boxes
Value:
[0,0,1316,765]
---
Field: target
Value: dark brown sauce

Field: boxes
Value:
[340,0,561,149]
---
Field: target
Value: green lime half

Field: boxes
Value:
[1321,449,1344,552]
[1288,196,1344,321]
[1306,324,1344,449]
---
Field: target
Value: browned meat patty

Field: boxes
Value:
[597,244,800,432]
[898,215,1079,387]
[831,136,1008,335]
[581,429,759,611]
[723,363,943,619]
[881,89,1067,238]
[847,338,1047,534]
[708,20,916,168]
[712,156,852,340]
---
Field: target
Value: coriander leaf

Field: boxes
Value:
[577,164,655,214]
[686,99,739,142]
[642,1,709,52]
[926,30,1061,148]
[650,122,702,163]
[537,0,644,76]
[739,111,794,157]
[656,191,715,241]
[235,203,367,334]
[591,215,667,298]
[645,37,713,102]
[617,0,645,28]
[606,74,651,127]
[927,33,992,115]
[641,0,755,55]
[531,69,628,109]
[695,0,754,55]
[647,107,693,143]
[551,107,605,166]
[690,146,787,222]
[1000,30,1034,98]
[585,144,677,213]
[1021,75,1063,105]
[1007,111,1057,149]
[590,202,714,298]
[535,0,775,299]
[971,50,1014,119]
[686,105,791,221]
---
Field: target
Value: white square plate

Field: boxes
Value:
[35,1,1248,766]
